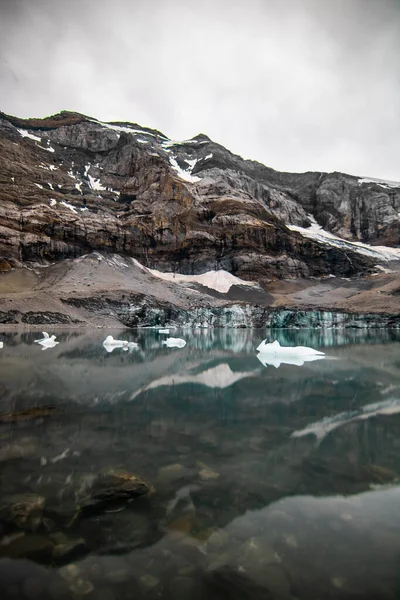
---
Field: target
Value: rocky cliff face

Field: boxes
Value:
[1,110,399,283]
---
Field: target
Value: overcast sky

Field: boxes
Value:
[0,0,399,180]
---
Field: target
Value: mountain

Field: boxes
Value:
[0,110,400,327]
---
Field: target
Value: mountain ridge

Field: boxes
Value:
[0,110,399,326]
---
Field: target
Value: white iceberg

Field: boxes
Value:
[122,342,139,352]
[103,335,138,353]
[34,332,59,350]
[162,337,186,348]
[256,339,325,357]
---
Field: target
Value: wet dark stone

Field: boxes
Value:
[0,311,19,324]
[77,471,152,518]
[21,312,81,325]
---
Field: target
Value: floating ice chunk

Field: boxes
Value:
[35,332,50,342]
[122,342,139,352]
[0,341,3,349]
[256,339,325,356]
[34,332,59,349]
[162,337,186,348]
[257,353,325,368]
[158,328,170,334]
[102,335,137,352]
[17,128,41,142]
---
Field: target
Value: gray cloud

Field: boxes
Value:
[0,0,399,179]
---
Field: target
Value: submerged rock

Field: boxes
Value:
[75,470,152,518]
[0,494,45,533]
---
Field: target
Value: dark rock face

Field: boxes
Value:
[1,110,398,282]
[62,295,400,329]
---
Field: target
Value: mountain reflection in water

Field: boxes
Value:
[0,328,400,600]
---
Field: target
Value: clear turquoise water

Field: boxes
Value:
[1,328,400,599]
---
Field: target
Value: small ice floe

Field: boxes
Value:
[162,337,186,349]
[256,340,325,368]
[158,328,170,334]
[122,342,139,352]
[102,335,138,353]
[34,332,59,350]
[0,341,3,349]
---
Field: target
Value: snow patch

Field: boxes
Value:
[97,120,158,138]
[60,201,78,214]
[136,138,148,144]
[169,157,201,183]
[37,144,55,153]
[162,138,208,148]
[75,182,83,193]
[49,199,57,207]
[34,183,43,189]
[148,267,259,294]
[358,177,400,189]
[204,153,213,160]
[17,128,41,142]
[184,158,198,169]
[287,215,400,262]
[88,174,106,191]
[48,183,54,190]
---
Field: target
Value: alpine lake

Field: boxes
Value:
[1,327,400,600]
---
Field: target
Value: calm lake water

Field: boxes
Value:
[1,328,400,599]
